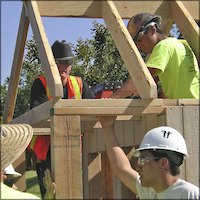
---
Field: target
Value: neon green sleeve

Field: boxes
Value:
[146,42,171,74]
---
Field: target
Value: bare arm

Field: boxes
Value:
[148,67,166,98]
[109,77,139,99]
[110,67,165,99]
[148,68,159,84]
[99,116,139,195]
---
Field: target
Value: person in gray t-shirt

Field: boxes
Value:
[99,116,199,199]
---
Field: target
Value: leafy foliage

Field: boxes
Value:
[71,21,129,87]
[1,37,44,120]
[0,83,8,123]
[14,37,44,117]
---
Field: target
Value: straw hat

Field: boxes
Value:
[0,124,33,170]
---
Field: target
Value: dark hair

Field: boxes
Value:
[149,149,184,176]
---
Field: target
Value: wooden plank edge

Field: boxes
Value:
[102,1,157,99]
[3,5,29,123]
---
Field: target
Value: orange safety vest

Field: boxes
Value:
[29,75,83,160]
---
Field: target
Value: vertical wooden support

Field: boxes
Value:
[51,114,83,199]
[82,121,98,199]
[115,121,124,146]
[101,152,114,199]
[166,107,184,133]
[171,1,199,62]
[3,4,29,123]
[113,147,137,199]
[88,153,102,198]
[82,128,90,199]
[144,114,159,132]
[165,107,186,180]
[123,120,135,147]
[84,124,114,199]
[166,106,199,186]
[183,106,199,186]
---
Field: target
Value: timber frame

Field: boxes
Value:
[3,1,199,199]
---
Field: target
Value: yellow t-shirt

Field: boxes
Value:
[146,37,199,99]
[1,183,40,199]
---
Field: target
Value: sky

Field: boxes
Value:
[1,1,108,84]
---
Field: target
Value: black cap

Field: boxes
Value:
[51,40,74,61]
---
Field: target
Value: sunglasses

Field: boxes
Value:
[56,60,73,66]
[133,22,157,43]
[137,155,160,166]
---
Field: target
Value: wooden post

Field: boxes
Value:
[171,1,199,62]
[50,114,83,199]
[101,152,114,199]
[182,106,199,186]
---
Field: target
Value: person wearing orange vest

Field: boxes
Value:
[29,40,95,198]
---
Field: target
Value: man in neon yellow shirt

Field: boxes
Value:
[110,13,199,99]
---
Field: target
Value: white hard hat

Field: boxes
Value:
[4,164,22,177]
[133,126,188,159]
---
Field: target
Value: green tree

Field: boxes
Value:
[14,37,44,117]
[71,21,129,87]
[0,82,8,123]
[1,37,43,120]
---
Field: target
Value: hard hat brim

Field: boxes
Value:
[132,146,189,159]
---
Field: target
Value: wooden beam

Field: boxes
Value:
[87,153,102,198]
[52,105,165,116]
[183,106,199,186]
[54,99,164,108]
[165,107,185,179]
[51,115,83,199]
[181,1,199,20]
[100,152,114,199]
[171,1,199,62]
[176,99,200,106]
[10,99,199,126]
[102,1,157,99]
[23,1,63,98]
[37,1,101,18]
[36,1,199,20]
[51,99,177,115]
[33,128,51,135]
[11,100,53,127]
[53,99,199,108]
[157,1,174,36]
[3,5,29,123]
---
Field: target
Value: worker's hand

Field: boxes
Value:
[43,169,56,199]
[99,116,116,128]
